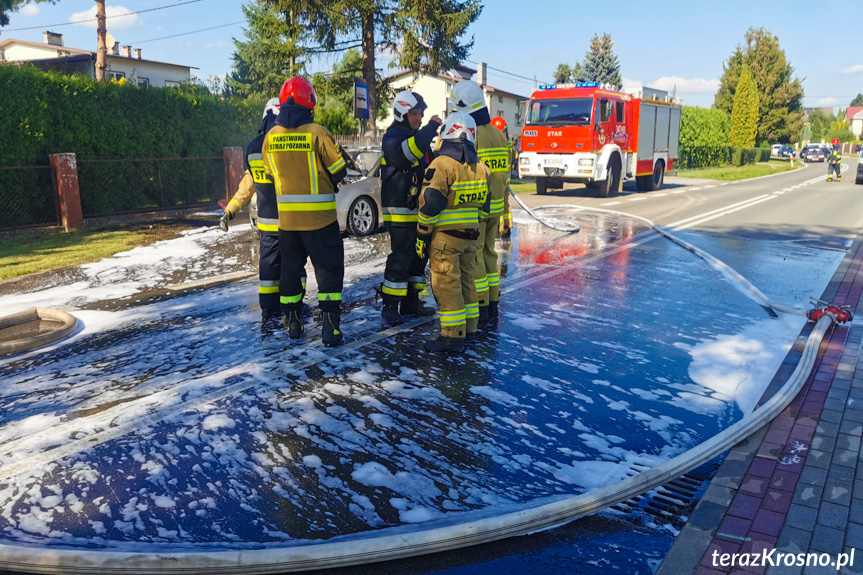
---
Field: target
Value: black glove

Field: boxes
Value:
[415,231,431,259]
[219,210,234,232]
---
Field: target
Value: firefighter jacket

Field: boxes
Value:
[263,121,347,232]
[381,119,441,228]
[829,148,842,165]
[475,123,510,217]
[226,132,280,234]
[418,145,491,237]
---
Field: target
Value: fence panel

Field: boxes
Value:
[77,157,224,216]
[0,166,57,229]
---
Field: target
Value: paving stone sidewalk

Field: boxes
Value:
[656,233,863,575]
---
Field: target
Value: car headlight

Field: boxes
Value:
[578,158,594,166]
[519,157,530,165]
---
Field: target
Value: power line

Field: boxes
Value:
[464,58,549,86]
[131,21,244,44]
[3,0,204,32]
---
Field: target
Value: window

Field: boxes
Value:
[498,96,503,103]
[107,71,125,81]
[616,101,624,122]
[598,99,612,122]
[137,77,150,88]
[0,50,5,61]
[165,81,181,87]
[497,110,505,119]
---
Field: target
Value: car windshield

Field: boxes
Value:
[527,98,593,126]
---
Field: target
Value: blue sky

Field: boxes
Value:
[4,0,862,110]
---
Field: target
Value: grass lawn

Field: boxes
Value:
[0,223,191,281]
[676,159,800,181]
[510,177,536,194]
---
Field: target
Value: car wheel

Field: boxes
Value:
[347,196,377,237]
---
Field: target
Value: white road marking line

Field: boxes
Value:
[672,196,776,231]
[703,185,716,189]
[667,194,771,228]
[652,193,668,197]
[601,201,622,206]
[629,197,647,202]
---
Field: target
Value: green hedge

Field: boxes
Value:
[679,146,772,169]
[0,65,261,225]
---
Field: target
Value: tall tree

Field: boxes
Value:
[729,64,758,147]
[228,1,310,100]
[851,94,863,107]
[266,0,481,137]
[552,61,586,84]
[714,27,804,143]
[808,109,830,142]
[0,0,55,26]
[581,33,621,89]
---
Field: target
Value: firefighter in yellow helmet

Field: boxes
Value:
[449,81,509,323]
[490,115,515,239]
[416,111,491,352]
[263,77,348,346]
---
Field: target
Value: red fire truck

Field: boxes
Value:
[518,83,681,197]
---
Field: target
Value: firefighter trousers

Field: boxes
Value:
[258,232,282,314]
[828,163,841,178]
[474,215,501,307]
[430,232,478,339]
[499,192,512,235]
[382,225,428,305]
[279,222,344,314]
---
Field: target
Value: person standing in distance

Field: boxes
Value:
[263,77,348,346]
[380,91,442,326]
[827,138,842,182]
[416,111,491,352]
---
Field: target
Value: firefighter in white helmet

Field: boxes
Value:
[379,90,442,326]
[449,81,509,323]
[416,111,491,352]
[219,97,292,326]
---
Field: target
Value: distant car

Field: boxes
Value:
[778,145,795,158]
[856,149,863,185]
[249,148,385,237]
[805,147,826,163]
[771,144,782,157]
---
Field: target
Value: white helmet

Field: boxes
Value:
[262,97,281,119]
[392,90,428,122]
[439,111,476,144]
[448,81,486,113]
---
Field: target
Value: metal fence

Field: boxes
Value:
[0,165,57,229]
[76,156,224,217]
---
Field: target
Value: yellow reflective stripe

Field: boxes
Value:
[318,292,342,301]
[437,208,479,226]
[277,202,336,212]
[259,286,280,294]
[281,293,303,304]
[452,180,486,189]
[439,309,466,325]
[465,303,479,318]
[328,156,346,174]
[489,198,505,214]
[383,214,419,222]
[382,285,408,297]
[308,151,317,194]
[418,212,440,226]
[407,137,422,160]
[227,199,242,210]
[487,273,500,287]
[475,276,489,291]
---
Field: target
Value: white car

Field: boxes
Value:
[250,148,385,237]
[856,149,863,185]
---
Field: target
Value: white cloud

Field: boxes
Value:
[842,65,863,75]
[69,5,141,29]
[18,3,39,16]
[816,97,837,106]
[621,76,643,93]
[650,76,720,95]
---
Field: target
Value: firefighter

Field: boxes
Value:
[449,82,509,323]
[828,139,842,182]
[380,90,442,325]
[219,98,303,326]
[262,76,348,346]
[416,111,491,352]
[490,115,514,239]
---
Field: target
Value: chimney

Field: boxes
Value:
[477,61,487,87]
[112,42,120,55]
[122,45,133,58]
[134,48,142,60]
[43,31,63,46]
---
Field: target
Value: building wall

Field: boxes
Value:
[4,43,78,60]
[851,115,863,139]
[104,56,190,87]
[486,91,523,135]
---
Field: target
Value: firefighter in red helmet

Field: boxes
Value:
[263,76,348,346]
[490,116,515,239]
[827,138,842,182]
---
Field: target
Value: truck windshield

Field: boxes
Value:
[527,98,593,126]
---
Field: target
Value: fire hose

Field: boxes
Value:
[0,208,852,574]
[507,186,579,233]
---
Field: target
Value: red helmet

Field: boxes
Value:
[491,116,507,131]
[832,138,840,145]
[279,76,317,110]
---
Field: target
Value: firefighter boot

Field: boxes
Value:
[828,177,833,182]
[488,300,500,321]
[838,175,842,182]
[478,305,489,323]
[322,311,344,347]
[284,311,304,340]
[424,336,465,353]
[382,303,403,326]
[401,288,435,317]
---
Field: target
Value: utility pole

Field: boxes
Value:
[95,0,107,81]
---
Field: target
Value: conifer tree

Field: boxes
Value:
[581,33,621,89]
[729,65,758,147]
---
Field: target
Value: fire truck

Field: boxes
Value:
[518,83,681,197]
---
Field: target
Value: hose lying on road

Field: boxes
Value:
[508,186,579,233]
[0,208,842,574]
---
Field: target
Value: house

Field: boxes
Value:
[847,106,863,139]
[377,62,527,136]
[0,31,194,87]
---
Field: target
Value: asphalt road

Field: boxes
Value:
[519,162,863,247]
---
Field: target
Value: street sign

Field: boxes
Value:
[353,78,369,120]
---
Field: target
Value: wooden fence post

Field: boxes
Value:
[223,147,244,203]
[50,153,83,231]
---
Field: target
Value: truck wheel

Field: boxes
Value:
[597,157,620,198]
[635,176,646,191]
[585,181,598,189]
[644,161,665,191]
[535,177,548,195]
